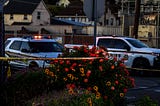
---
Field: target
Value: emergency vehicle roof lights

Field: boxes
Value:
[23,35,51,40]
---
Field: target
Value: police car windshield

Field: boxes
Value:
[29,42,63,52]
[126,39,149,48]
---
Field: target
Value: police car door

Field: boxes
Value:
[97,38,130,61]
[6,40,27,69]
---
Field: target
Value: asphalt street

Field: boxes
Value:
[126,74,160,105]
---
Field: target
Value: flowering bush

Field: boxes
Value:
[44,45,135,105]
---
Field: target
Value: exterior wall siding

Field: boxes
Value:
[5,25,73,35]
[32,2,50,25]
[4,14,32,25]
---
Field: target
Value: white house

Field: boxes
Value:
[4,0,51,26]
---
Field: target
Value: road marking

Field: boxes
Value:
[126,96,136,99]
[154,90,160,92]
[131,86,148,90]
[138,86,148,89]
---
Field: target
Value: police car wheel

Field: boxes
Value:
[29,62,39,71]
[132,58,150,76]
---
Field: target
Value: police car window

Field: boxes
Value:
[126,39,148,48]
[97,39,114,48]
[29,42,63,52]
[9,41,22,50]
[21,42,30,51]
[114,39,129,49]
[52,43,63,52]
[5,40,11,48]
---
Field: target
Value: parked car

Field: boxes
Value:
[65,35,160,73]
[5,36,64,70]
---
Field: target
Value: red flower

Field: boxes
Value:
[111,86,115,90]
[105,58,109,61]
[103,95,108,100]
[119,63,125,67]
[71,84,76,89]
[115,80,119,85]
[66,84,76,89]
[89,53,96,57]
[113,57,117,61]
[130,78,135,87]
[87,87,92,91]
[84,49,88,53]
[59,60,64,64]
[99,66,103,71]
[54,59,58,63]
[72,63,77,67]
[83,59,87,62]
[86,70,91,77]
[65,68,69,72]
[87,70,91,74]
[89,59,94,64]
[99,58,104,63]
[123,88,128,93]
[73,46,79,50]
[66,60,70,65]
[84,78,88,83]
[111,65,115,70]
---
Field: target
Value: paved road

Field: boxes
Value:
[126,74,160,105]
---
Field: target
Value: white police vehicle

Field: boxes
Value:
[5,36,63,70]
[65,35,160,73]
[96,36,160,70]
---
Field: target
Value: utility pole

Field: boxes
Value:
[157,2,160,48]
[121,0,124,35]
[133,0,141,39]
[83,0,105,46]
[0,0,7,82]
[92,0,97,46]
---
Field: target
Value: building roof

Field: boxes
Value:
[51,18,89,26]
[4,0,41,14]
[11,22,31,25]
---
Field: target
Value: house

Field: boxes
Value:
[54,0,126,35]
[3,0,90,37]
[54,0,91,25]
[4,0,51,26]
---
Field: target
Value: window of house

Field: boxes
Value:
[37,12,41,19]
[24,14,28,20]
[110,18,113,25]
[10,14,13,20]
[106,19,109,25]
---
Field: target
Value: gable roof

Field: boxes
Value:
[51,18,89,26]
[11,22,31,25]
[4,0,41,14]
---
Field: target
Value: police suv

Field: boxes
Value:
[65,35,160,72]
[5,36,63,70]
[96,36,160,70]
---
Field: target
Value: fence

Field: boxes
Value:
[139,37,160,48]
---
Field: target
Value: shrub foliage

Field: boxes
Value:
[44,45,135,105]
